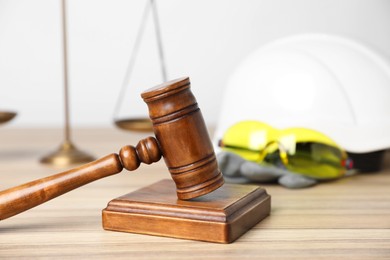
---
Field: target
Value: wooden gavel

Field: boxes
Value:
[0,77,224,221]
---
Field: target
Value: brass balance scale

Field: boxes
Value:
[40,0,167,166]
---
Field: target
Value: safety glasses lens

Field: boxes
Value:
[282,142,345,179]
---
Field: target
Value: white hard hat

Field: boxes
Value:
[214,34,390,155]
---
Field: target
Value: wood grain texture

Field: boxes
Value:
[102,179,270,243]
[1,128,390,259]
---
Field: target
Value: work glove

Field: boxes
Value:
[217,151,318,188]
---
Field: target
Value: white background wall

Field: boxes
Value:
[1,0,390,128]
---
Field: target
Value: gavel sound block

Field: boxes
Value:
[0,77,270,243]
[103,179,270,243]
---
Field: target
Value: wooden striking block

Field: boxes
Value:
[102,179,271,243]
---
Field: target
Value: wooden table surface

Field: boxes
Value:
[1,128,389,259]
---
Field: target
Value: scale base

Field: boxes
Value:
[102,179,271,243]
[40,141,95,166]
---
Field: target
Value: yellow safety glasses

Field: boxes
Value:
[218,121,353,180]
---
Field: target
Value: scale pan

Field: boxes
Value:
[114,118,153,132]
[0,111,17,125]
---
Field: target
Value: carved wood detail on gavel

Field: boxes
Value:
[0,77,224,221]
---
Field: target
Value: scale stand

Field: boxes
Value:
[40,0,94,166]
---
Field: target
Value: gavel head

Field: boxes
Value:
[141,77,224,200]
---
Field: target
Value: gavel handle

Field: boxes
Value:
[0,154,122,220]
[0,137,161,221]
